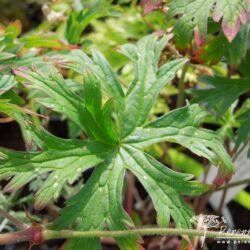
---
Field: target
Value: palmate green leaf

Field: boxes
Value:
[57,35,187,130]
[125,104,234,177]
[192,76,250,115]
[119,34,188,137]
[0,34,234,249]
[54,154,140,250]
[168,0,250,48]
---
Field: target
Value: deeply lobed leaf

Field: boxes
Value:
[0,34,235,250]
[125,104,235,177]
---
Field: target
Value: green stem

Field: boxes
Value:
[43,228,250,241]
[176,62,189,108]
[2,227,250,245]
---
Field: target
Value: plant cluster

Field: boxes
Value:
[0,0,249,249]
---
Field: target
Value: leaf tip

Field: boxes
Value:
[222,18,241,43]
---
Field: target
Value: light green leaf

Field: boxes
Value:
[234,190,250,210]
[21,34,67,49]
[0,75,17,95]
[167,149,204,177]
[0,52,16,62]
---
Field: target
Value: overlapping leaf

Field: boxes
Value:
[14,66,118,144]
[0,75,17,95]
[192,76,250,115]
[167,0,250,49]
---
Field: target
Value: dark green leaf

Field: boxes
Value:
[192,76,250,115]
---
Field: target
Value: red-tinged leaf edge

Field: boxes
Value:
[12,66,31,80]
[221,16,241,43]
[213,4,249,42]
[194,29,206,47]
[140,0,163,15]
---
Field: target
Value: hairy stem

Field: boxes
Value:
[43,228,250,241]
[2,227,250,245]
[0,225,43,245]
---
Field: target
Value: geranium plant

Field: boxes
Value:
[0,1,250,249]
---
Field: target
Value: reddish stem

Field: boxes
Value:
[0,225,43,245]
